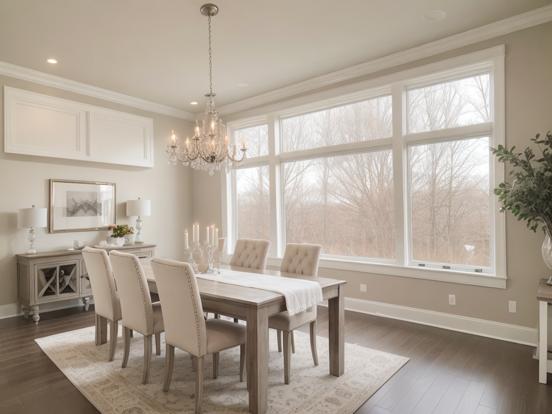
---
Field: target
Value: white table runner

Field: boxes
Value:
[196,269,323,316]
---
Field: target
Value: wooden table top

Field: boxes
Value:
[143,261,346,308]
[537,278,552,302]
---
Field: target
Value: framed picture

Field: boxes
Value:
[49,179,116,233]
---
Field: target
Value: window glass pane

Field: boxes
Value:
[283,150,394,260]
[281,95,392,152]
[408,137,490,268]
[234,125,268,158]
[407,73,491,133]
[236,166,270,240]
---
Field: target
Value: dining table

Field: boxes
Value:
[141,262,347,414]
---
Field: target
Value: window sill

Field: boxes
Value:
[267,256,507,289]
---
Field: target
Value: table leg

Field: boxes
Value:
[539,300,548,384]
[95,315,108,346]
[246,306,269,414]
[328,285,345,376]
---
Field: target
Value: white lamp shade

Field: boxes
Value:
[126,199,151,217]
[18,206,48,229]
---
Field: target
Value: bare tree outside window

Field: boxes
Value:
[407,74,491,133]
[281,95,392,152]
[234,125,269,158]
[407,72,492,268]
[284,150,394,259]
[236,166,270,240]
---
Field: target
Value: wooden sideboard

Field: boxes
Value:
[17,243,156,324]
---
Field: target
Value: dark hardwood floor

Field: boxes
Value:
[0,306,550,413]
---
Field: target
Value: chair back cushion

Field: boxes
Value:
[110,250,154,335]
[151,258,207,357]
[82,247,121,321]
[280,243,322,276]
[229,239,270,271]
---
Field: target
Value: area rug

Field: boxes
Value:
[35,326,408,413]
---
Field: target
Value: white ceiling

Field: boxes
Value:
[0,0,549,112]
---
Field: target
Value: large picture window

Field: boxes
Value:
[226,47,505,285]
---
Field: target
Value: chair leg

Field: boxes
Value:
[277,330,282,352]
[212,352,219,379]
[191,354,197,372]
[291,330,295,354]
[239,344,245,382]
[163,344,175,392]
[233,318,239,323]
[214,313,220,319]
[108,320,118,361]
[142,335,152,384]
[122,327,131,368]
[195,356,204,414]
[130,329,134,338]
[283,331,291,384]
[155,332,161,356]
[310,321,319,366]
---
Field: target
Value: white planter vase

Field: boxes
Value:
[541,231,552,285]
[112,237,125,247]
[124,234,136,245]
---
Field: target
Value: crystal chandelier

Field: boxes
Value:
[166,3,247,175]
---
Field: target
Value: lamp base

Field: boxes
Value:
[26,248,37,254]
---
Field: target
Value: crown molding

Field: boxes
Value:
[0,61,194,120]
[218,4,552,116]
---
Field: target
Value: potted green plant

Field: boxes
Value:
[492,131,552,284]
[108,224,135,246]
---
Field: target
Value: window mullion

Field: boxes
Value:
[267,115,280,257]
[392,83,407,266]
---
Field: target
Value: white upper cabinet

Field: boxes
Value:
[3,86,154,167]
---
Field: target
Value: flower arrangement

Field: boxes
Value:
[109,224,135,238]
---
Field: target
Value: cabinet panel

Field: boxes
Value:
[89,109,154,167]
[4,87,87,159]
[4,86,154,167]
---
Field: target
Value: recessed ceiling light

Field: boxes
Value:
[424,10,447,21]
[236,82,249,88]
[190,101,199,105]
[46,58,58,64]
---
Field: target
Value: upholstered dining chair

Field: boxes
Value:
[229,238,270,271]
[270,243,322,384]
[110,250,164,384]
[82,247,122,361]
[151,258,246,414]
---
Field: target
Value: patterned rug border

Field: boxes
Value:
[35,326,409,414]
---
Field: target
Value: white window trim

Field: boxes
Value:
[221,45,506,289]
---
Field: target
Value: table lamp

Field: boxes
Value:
[18,205,48,254]
[126,197,151,243]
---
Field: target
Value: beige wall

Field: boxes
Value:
[0,75,193,307]
[192,22,552,328]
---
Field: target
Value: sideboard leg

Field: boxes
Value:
[22,305,29,319]
[32,305,40,324]
[82,296,90,311]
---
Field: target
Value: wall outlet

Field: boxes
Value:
[448,294,456,306]
[508,300,517,313]
[360,283,367,293]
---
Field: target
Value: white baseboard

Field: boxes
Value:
[0,299,93,320]
[0,296,538,346]
[343,297,537,347]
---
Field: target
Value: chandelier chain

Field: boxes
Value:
[208,14,214,100]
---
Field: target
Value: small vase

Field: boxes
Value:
[113,237,125,247]
[541,230,552,285]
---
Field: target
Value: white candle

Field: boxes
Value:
[210,225,215,247]
[184,229,189,250]
[193,223,199,244]
[214,228,219,247]
[205,226,210,245]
